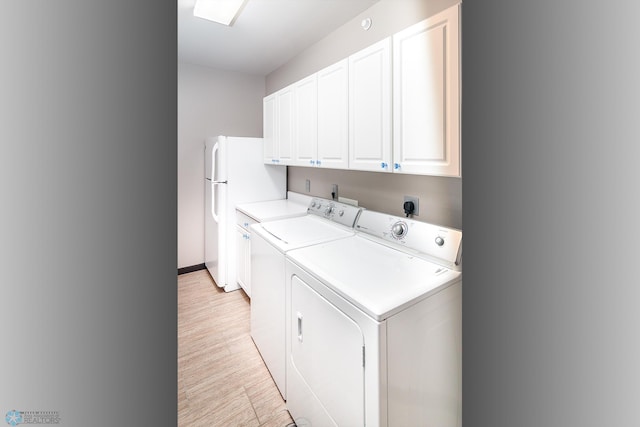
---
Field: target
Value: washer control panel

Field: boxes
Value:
[307,197,362,227]
[355,210,462,269]
[391,221,408,239]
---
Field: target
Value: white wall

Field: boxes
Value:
[178,62,265,269]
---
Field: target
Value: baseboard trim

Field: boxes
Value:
[178,263,206,275]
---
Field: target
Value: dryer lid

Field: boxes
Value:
[287,235,461,321]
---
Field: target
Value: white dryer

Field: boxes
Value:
[250,197,363,399]
[284,210,463,427]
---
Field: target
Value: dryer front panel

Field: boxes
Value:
[289,275,365,426]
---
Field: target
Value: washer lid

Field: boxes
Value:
[251,215,354,252]
[236,198,308,222]
[287,235,461,321]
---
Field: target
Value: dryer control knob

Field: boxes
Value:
[325,206,334,215]
[435,236,445,246]
[338,210,344,217]
[311,201,316,208]
[391,222,408,239]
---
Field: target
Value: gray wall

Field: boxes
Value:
[267,0,462,229]
[288,167,461,229]
[178,62,265,268]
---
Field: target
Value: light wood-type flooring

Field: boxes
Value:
[178,269,294,427]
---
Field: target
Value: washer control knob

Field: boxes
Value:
[435,236,445,246]
[316,203,322,210]
[391,221,408,239]
[311,201,316,208]
[338,210,344,217]
[325,206,334,215]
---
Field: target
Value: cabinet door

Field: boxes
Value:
[317,59,349,169]
[263,94,277,164]
[276,86,295,165]
[349,38,392,172]
[393,4,460,176]
[293,74,318,167]
[235,226,250,296]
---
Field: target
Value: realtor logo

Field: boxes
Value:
[5,411,23,426]
[4,410,60,425]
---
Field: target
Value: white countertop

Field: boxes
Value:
[236,191,311,222]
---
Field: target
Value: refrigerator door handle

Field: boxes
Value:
[211,182,219,223]
[211,141,220,182]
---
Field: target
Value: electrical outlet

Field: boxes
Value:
[305,179,311,192]
[403,195,420,216]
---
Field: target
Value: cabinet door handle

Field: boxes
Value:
[394,163,401,170]
[297,312,303,342]
[381,162,388,169]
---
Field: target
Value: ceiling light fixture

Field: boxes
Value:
[193,0,247,26]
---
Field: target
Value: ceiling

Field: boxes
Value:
[178,0,380,76]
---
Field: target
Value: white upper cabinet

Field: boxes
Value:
[263,93,277,163]
[263,2,461,176]
[392,4,460,177]
[290,59,349,169]
[349,38,392,172]
[293,74,318,167]
[317,59,349,169]
[276,86,295,165]
[263,85,295,165]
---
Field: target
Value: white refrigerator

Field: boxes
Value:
[204,136,286,292]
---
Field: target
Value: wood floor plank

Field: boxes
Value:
[178,270,294,427]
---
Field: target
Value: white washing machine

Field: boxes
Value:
[250,197,363,399]
[236,191,311,223]
[284,210,463,427]
[235,192,311,296]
